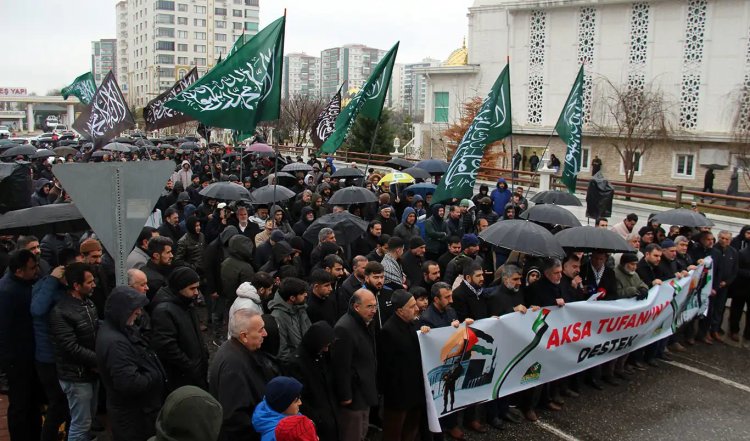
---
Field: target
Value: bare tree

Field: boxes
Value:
[589,77,672,185]
[281,94,326,147]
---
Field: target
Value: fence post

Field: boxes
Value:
[675,185,683,208]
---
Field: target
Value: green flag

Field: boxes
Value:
[556,65,585,193]
[432,64,512,203]
[224,31,249,61]
[165,16,285,132]
[61,72,97,105]
[320,42,399,154]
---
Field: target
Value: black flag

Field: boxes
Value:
[144,67,199,131]
[73,71,134,148]
[311,84,343,149]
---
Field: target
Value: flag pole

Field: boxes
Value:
[361,120,381,187]
[506,56,516,192]
[271,8,286,209]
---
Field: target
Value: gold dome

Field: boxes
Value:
[443,38,468,66]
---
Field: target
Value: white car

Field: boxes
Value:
[0,125,9,137]
[45,115,59,129]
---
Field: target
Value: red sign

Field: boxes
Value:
[0,88,28,97]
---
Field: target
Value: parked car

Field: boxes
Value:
[0,125,10,138]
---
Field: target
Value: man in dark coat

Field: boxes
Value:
[401,237,426,289]
[332,288,379,441]
[0,250,44,440]
[209,308,271,441]
[284,321,339,441]
[149,267,209,391]
[306,270,338,327]
[158,208,183,243]
[377,291,425,441]
[338,256,368,318]
[141,236,175,300]
[580,251,618,301]
[353,220,382,258]
[220,235,257,321]
[202,226,239,325]
[707,231,739,342]
[97,287,165,441]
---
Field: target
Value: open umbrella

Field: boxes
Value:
[0,139,19,148]
[327,187,378,205]
[530,190,582,206]
[111,136,134,144]
[1,144,37,158]
[384,157,414,170]
[222,152,241,160]
[246,143,274,153]
[250,185,296,204]
[401,167,431,181]
[53,146,78,157]
[32,149,56,159]
[263,172,296,182]
[479,219,565,258]
[135,138,155,147]
[379,172,415,186]
[91,150,110,158]
[555,226,633,253]
[179,141,200,151]
[281,162,313,173]
[0,203,88,236]
[331,167,365,179]
[415,159,449,175]
[404,183,437,198]
[199,182,252,201]
[519,204,582,227]
[302,212,369,244]
[651,208,714,228]
[103,142,132,153]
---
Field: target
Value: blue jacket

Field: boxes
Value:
[30,275,67,363]
[0,272,36,363]
[252,400,287,441]
[490,178,511,215]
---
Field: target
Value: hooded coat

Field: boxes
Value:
[270,205,294,236]
[30,179,51,207]
[174,217,205,272]
[731,225,750,251]
[97,287,166,441]
[147,385,223,441]
[259,241,295,274]
[490,178,511,216]
[221,235,256,304]
[252,400,287,441]
[202,226,238,298]
[424,204,450,256]
[268,293,312,361]
[172,160,193,188]
[393,207,421,242]
[292,206,314,237]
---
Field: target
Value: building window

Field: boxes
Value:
[215,20,227,29]
[156,54,174,64]
[233,9,243,17]
[155,1,175,11]
[194,18,206,27]
[245,9,256,18]
[177,17,187,25]
[158,67,175,77]
[194,5,206,14]
[155,41,175,51]
[233,22,243,30]
[245,0,259,5]
[195,32,206,40]
[154,14,174,24]
[177,43,188,52]
[177,30,188,39]
[215,46,226,56]
[195,58,207,66]
[244,22,258,31]
[619,151,644,176]
[177,56,189,64]
[215,7,227,16]
[194,45,206,53]
[215,33,227,41]
[177,3,187,12]
[156,27,174,37]
[673,153,696,178]
[433,92,449,123]
[580,146,591,172]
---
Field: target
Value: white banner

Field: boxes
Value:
[418,259,713,431]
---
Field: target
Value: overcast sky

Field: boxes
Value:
[0,0,473,96]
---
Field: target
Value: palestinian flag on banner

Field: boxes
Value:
[440,325,495,361]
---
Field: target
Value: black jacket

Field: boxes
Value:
[202,226,237,297]
[149,286,209,391]
[580,263,618,301]
[0,273,36,364]
[142,260,172,301]
[487,284,525,316]
[636,258,670,287]
[419,304,458,328]
[49,294,99,382]
[306,292,338,328]
[452,281,490,321]
[377,314,425,410]
[332,309,378,410]
[96,287,165,441]
[209,338,271,441]
[526,276,565,307]
[337,274,364,317]
[713,244,739,287]
[157,221,183,243]
[401,251,424,289]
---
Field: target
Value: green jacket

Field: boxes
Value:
[614,265,649,299]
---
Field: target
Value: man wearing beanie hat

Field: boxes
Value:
[444,234,484,286]
[252,377,304,441]
[657,239,683,280]
[149,267,209,391]
[401,236,427,289]
[377,290,425,440]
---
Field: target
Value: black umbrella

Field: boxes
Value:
[250,185,296,204]
[91,150,109,158]
[302,212,369,244]
[103,142,132,153]
[530,190,582,206]
[401,167,431,180]
[32,149,56,159]
[184,136,200,142]
[263,172,296,182]
[199,182,252,201]
[179,141,200,151]
[478,219,565,258]
[651,208,715,227]
[0,203,88,236]
[327,187,378,205]
[111,136,134,144]
[54,146,78,156]
[519,204,582,227]
[281,162,313,173]
[135,138,155,147]
[384,157,414,170]
[331,167,365,179]
[415,159,449,175]
[1,144,37,158]
[555,226,633,253]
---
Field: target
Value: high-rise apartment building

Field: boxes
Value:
[116,1,129,99]
[283,53,320,99]
[117,0,260,107]
[320,44,386,99]
[91,39,118,85]
[403,58,441,118]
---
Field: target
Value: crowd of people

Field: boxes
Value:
[0,142,747,441]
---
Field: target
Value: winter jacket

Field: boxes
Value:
[209,338,272,441]
[332,309,378,410]
[419,303,458,329]
[490,178,511,215]
[713,244,739,287]
[424,204,450,256]
[40,233,75,268]
[172,160,193,188]
[0,273,36,365]
[228,282,265,322]
[147,385,223,441]
[452,281,491,321]
[393,207,421,242]
[203,226,238,297]
[401,250,424,289]
[149,286,209,391]
[49,294,99,382]
[158,221,183,243]
[377,314,425,410]
[292,206,314,236]
[30,275,67,364]
[259,241,295,274]
[126,246,150,270]
[487,284,526,316]
[142,260,172,300]
[306,291,338,328]
[614,264,649,299]
[580,262,619,300]
[268,293,311,361]
[30,179,51,207]
[636,258,670,287]
[221,235,256,302]
[375,213,398,236]
[174,226,205,272]
[444,253,484,286]
[97,287,165,441]
[252,400,286,441]
[526,276,565,308]
[730,226,750,251]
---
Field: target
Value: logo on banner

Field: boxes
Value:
[520,362,542,384]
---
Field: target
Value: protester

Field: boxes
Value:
[147,386,223,441]
[127,226,158,270]
[269,277,312,361]
[142,236,175,298]
[252,376,304,441]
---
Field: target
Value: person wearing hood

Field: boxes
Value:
[270,205,294,237]
[252,376,305,441]
[260,240,296,274]
[292,206,315,237]
[393,207,421,243]
[256,230,287,268]
[411,194,427,219]
[269,278,312,361]
[472,184,490,206]
[97,287,166,441]
[221,235,257,315]
[30,178,52,207]
[229,273,275,323]
[149,267,209,391]
[202,225,238,322]
[731,225,750,251]
[309,192,327,219]
[476,196,499,224]
[147,385,223,441]
[173,160,194,188]
[491,178,511,217]
[424,204,450,261]
[174,216,205,272]
[317,182,333,203]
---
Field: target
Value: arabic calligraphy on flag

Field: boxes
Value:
[311,84,342,149]
[72,71,135,146]
[144,67,199,131]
